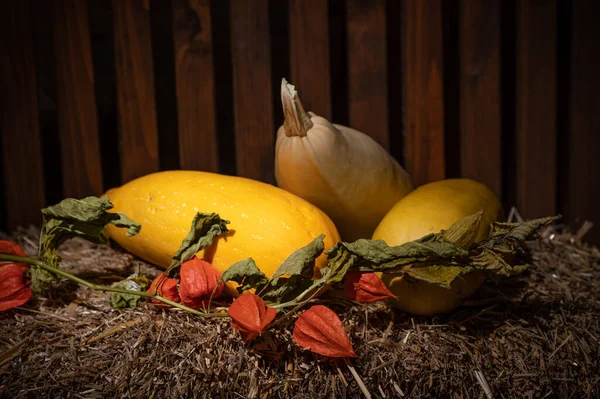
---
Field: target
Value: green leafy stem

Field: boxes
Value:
[217,211,562,311]
[0,253,228,318]
[2,193,562,321]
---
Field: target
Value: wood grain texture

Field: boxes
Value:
[0,0,46,229]
[230,0,274,183]
[459,0,502,197]
[289,0,331,119]
[346,0,389,149]
[113,0,160,183]
[173,0,218,172]
[567,0,600,244]
[516,0,557,219]
[403,0,446,186]
[54,0,104,198]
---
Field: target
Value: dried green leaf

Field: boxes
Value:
[442,209,483,249]
[468,215,561,277]
[166,212,230,276]
[252,236,326,304]
[41,196,111,220]
[110,213,142,237]
[130,265,151,291]
[40,196,141,249]
[321,250,357,285]
[405,265,473,289]
[220,258,269,294]
[109,266,150,309]
[487,215,562,242]
[471,248,530,277]
[326,239,468,271]
[263,250,358,308]
[262,264,343,308]
[29,267,56,294]
[271,235,325,280]
[261,276,315,304]
[109,279,144,309]
[34,196,141,292]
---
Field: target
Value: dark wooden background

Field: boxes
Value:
[1,0,599,244]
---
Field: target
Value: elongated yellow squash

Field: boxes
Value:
[275,78,414,242]
[104,170,341,279]
[372,178,504,315]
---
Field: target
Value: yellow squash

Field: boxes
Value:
[372,178,504,315]
[104,170,341,282]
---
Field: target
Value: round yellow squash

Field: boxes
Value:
[372,178,504,315]
[104,170,341,282]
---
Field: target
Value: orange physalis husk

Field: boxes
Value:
[0,241,31,311]
[179,257,224,309]
[0,240,28,271]
[147,273,180,304]
[344,271,396,303]
[293,305,357,358]
[0,263,32,311]
[227,292,277,341]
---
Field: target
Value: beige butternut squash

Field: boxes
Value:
[275,78,414,242]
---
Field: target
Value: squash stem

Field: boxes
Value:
[281,78,313,137]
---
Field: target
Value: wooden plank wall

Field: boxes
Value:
[173,0,219,173]
[112,0,160,183]
[0,0,46,229]
[1,0,599,245]
[53,0,104,199]
[516,0,557,220]
[403,0,446,186]
[230,0,274,183]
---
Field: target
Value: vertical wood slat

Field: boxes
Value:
[1,0,46,229]
[113,0,160,183]
[346,0,389,149]
[54,0,104,198]
[568,0,600,244]
[516,0,557,219]
[459,0,502,198]
[403,0,446,186]
[173,0,218,172]
[230,0,274,183]
[289,0,331,119]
